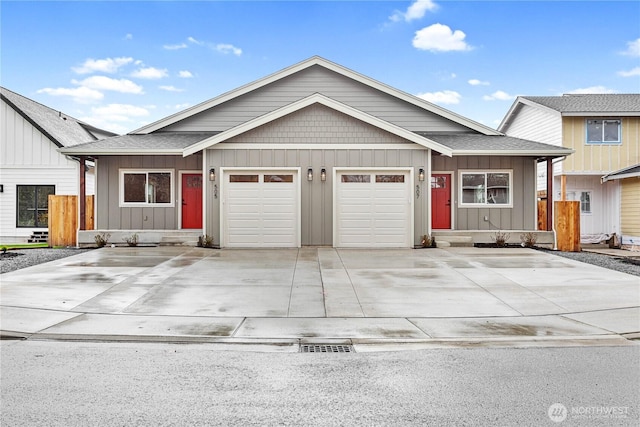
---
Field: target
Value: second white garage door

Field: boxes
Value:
[335,170,412,248]
[223,170,299,248]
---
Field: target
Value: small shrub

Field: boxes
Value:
[198,234,214,248]
[123,233,139,247]
[421,234,436,248]
[0,246,7,254]
[491,230,511,247]
[94,232,111,248]
[519,232,537,248]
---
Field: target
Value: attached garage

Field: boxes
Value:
[334,169,413,248]
[222,169,300,248]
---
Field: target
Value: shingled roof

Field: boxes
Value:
[1,86,117,147]
[520,94,640,115]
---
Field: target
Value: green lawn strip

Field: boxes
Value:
[0,243,49,251]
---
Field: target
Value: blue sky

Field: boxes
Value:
[2,1,639,134]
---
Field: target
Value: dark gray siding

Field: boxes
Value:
[431,155,536,230]
[162,65,472,134]
[96,154,202,229]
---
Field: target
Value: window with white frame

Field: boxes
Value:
[120,170,174,206]
[586,119,621,144]
[460,171,512,207]
[580,191,591,214]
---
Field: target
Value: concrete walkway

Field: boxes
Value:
[1,246,638,351]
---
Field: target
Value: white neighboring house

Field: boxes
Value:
[499,94,640,246]
[0,87,116,243]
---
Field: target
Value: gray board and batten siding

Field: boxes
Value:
[95,154,202,230]
[158,65,474,134]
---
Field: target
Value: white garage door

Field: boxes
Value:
[335,170,412,248]
[223,170,299,248]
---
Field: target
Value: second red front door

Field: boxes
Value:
[431,173,451,229]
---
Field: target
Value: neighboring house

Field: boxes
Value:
[0,87,117,243]
[499,94,640,246]
[61,57,571,248]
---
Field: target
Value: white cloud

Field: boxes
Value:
[215,43,242,56]
[124,34,133,40]
[72,57,133,74]
[178,70,193,78]
[72,76,143,94]
[173,103,190,110]
[188,36,204,45]
[390,0,438,22]
[618,67,640,77]
[159,85,184,92]
[131,67,168,79]
[164,43,188,50]
[483,90,514,101]
[567,86,616,94]
[37,86,104,103]
[413,23,472,52]
[416,90,461,104]
[468,79,490,86]
[620,38,640,57]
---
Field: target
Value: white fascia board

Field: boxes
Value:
[602,171,640,182]
[183,93,453,157]
[134,56,501,136]
[452,149,574,157]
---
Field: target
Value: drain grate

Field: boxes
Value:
[300,344,354,353]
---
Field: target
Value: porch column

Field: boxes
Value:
[79,156,86,231]
[546,157,553,231]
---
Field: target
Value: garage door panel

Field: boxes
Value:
[336,170,411,248]
[224,171,298,247]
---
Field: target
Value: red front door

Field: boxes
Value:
[181,174,202,229]
[431,174,451,229]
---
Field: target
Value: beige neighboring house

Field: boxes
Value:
[0,87,116,243]
[499,94,640,247]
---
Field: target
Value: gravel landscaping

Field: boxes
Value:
[0,248,94,274]
[1,246,638,276]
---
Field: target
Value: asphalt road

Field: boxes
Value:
[1,341,638,426]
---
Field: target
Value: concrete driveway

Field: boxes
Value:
[1,246,638,350]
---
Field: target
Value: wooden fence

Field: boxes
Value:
[554,201,580,252]
[537,200,547,231]
[48,195,94,247]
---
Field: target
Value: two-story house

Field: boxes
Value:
[499,94,640,247]
[0,87,116,243]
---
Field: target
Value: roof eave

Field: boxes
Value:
[451,149,574,157]
[59,148,184,156]
[561,112,640,117]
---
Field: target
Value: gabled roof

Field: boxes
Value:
[1,87,117,147]
[419,133,574,157]
[183,93,454,157]
[601,164,640,182]
[133,56,501,136]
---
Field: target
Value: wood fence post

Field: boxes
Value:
[554,200,580,252]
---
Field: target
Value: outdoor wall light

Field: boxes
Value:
[418,168,425,182]
[320,168,327,182]
[209,168,216,181]
[307,168,313,181]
